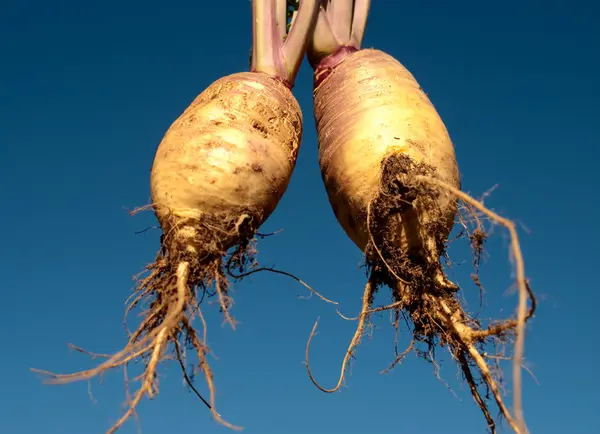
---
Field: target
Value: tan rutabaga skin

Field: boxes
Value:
[34,2,321,432]
[306,5,532,432]
[151,72,301,253]
[314,49,460,264]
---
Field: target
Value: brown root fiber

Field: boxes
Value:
[306,154,536,434]
[32,213,262,433]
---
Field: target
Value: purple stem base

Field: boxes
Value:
[313,46,359,88]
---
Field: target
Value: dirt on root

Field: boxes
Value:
[366,154,459,341]
[34,210,263,433]
[306,153,536,434]
[365,153,536,433]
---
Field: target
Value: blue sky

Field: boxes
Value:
[1,1,598,433]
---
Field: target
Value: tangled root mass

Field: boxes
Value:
[307,154,536,434]
[33,211,263,433]
[368,154,463,342]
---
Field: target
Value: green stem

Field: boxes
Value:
[327,0,353,41]
[275,0,288,40]
[252,0,281,78]
[350,0,370,46]
[282,0,320,84]
[308,0,371,66]
[251,0,320,87]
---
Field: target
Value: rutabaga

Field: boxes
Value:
[34,1,319,432]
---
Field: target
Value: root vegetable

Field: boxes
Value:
[304,2,535,434]
[33,1,319,432]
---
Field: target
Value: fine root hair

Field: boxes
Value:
[306,154,536,434]
[33,206,336,433]
[32,210,263,433]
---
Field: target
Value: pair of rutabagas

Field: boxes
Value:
[37,1,534,433]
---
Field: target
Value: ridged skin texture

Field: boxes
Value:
[314,49,460,252]
[151,72,302,251]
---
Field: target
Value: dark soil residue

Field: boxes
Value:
[34,209,262,433]
[366,153,459,341]
[361,153,534,433]
[305,152,536,434]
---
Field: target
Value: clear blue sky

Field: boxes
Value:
[1,1,598,433]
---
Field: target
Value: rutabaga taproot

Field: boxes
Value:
[33,1,319,432]
[314,48,460,285]
[151,71,301,256]
[304,2,535,434]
